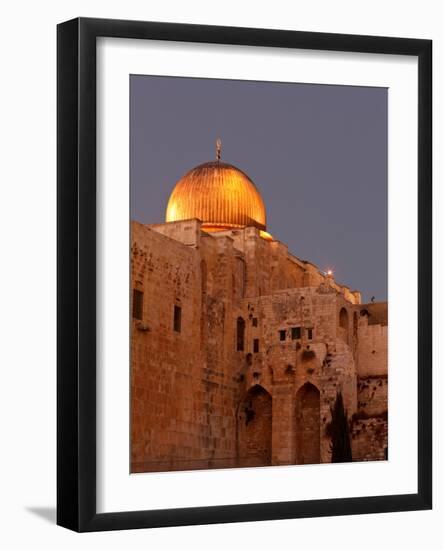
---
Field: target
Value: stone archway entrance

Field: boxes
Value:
[238,385,272,467]
[295,382,320,464]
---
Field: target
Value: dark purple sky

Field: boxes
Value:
[130,75,387,302]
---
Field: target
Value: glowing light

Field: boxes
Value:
[326,269,333,276]
[260,230,274,241]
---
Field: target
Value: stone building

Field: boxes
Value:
[131,144,388,473]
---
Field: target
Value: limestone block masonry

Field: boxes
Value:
[130,219,388,472]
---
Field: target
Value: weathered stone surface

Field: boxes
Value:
[131,219,388,472]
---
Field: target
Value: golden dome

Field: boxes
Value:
[165,149,267,233]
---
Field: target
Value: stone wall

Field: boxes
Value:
[229,287,360,465]
[357,375,388,417]
[212,226,361,303]
[352,303,388,460]
[131,219,388,472]
[131,221,241,472]
[356,303,388,377]
[351,416,388,461]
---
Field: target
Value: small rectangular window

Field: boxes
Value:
[307,328,313,340]
[252,317,258,327]
[291,327,301,340]
[236,317,245,351]
[279,330,286,341]
[132,289,143,320]
[173,305,182,332]
[253,339,259,353]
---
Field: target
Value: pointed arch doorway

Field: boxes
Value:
[238,385,272,467]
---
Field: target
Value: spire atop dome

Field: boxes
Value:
[216,138,222,161]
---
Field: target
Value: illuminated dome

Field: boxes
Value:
[165,140,267,233]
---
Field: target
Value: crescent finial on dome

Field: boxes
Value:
[216,138,222,161]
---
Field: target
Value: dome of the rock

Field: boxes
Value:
[165,143,267,233]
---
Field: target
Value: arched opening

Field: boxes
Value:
[338,307,349,343]
[236,317,245,351]
[295,382,320,464]
[238,385,272,467]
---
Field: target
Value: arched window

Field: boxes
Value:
[236,317,245,351]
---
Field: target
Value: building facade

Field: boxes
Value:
[131,151,388,473]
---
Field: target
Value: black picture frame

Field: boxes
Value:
[57,17,432,532]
